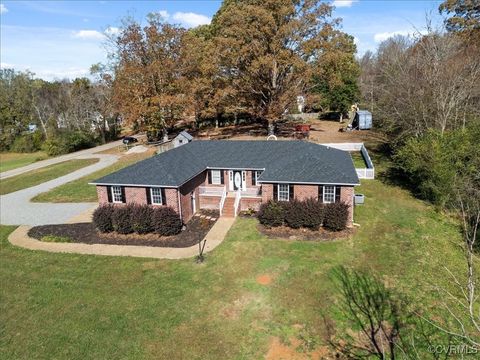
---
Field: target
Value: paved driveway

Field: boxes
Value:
[0,140,124,180]
[0,154,118,226]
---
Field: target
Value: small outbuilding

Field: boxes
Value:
[356,110,372,130]
[173,131,193,148]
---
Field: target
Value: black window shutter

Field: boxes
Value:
[220,170,224,184]
[318,185,324,203]
[120,186,126,203]
[289,184,294,201]
[146,187,151,204]
[273,184,278,201]
[161,188,166,205]
[335,186,341,203]
[252,171,255,186]
[208,170,212,184]
[107,186,112,203]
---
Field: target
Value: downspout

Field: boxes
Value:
[177,190,183,221]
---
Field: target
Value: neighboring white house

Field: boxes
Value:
[173,131,193,148]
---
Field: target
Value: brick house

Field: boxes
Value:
[91,140,360,225]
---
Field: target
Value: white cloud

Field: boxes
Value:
[72,29,105,40]
[0,4,8,14]
[373,29,428,43]
[332,0,358,8]
[104,27,119,36]
[172,12,211,27]
[1,62,14,69]
[157,10,169,20]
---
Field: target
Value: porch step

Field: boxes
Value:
[222,196,236,217]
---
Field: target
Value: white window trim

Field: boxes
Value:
[211,170,221,185]
[323,185,335,204]
[111,186,123,203]
[150,187,163,205]
[278,184,289,201]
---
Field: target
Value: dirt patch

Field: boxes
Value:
[28,210,218,248]
[256,274,272,285]
[258,224,354,242]
[222,293,257,320]
[265,337,332,360]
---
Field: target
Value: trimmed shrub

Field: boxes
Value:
[284,200,306,229]
[153,206,183,236]
[323,202,349,231]
[303,198,325,230]
[258,200,285,227]
[112,204,134,234]
[92,204,115,233]
[131,204,154,234]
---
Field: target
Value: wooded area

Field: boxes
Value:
[1,0,359,151]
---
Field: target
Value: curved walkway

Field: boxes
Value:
[8,217,235,259]
[0,140,123,180]
[0,153,119,226]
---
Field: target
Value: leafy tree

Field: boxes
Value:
[439,0,480,39]
[208,0,345,124]
[311,33,360,114]
[111,15,189,138]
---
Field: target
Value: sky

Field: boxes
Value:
[0,0,444,81]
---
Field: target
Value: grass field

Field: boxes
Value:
[0,169,470,359]
[350,151,367,168]
[32,152,155,203]
[0,152,49,173]
[0,159,99,195]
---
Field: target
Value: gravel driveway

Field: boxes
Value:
[0,140,124,180]
[0,154,118,226]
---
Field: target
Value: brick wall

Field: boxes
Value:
[95,185,180,216]
[199,196,222,210]
[124,187,147,204]
[97,186,109,204]
[293,184,318,201]
[262,183,274,202]
[340,186,354,225]
[240,197,262,211]
[179,171,207,222]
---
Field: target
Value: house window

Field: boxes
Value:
[111,186,123,203]
[253,170,263,186]
[278,184,289,201]
[211,170,221,185]
[150,187,163,205]
[323,185,335,203]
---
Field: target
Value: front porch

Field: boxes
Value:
[199,186,262,217]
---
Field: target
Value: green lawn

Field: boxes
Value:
[350,151,367,168]
[32,152,154,203]
[0,152,49,172]
[0,172,471,359]
[0,159,98,195]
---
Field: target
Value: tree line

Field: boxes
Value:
[1,0,359,154]
[0,68,118,155]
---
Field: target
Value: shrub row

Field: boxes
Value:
[258,199,349,231]
[93,204,183,236]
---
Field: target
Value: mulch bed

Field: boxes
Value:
[258,224,354,241]
[28,210,219,248]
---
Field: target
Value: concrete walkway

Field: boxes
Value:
[8,217,235,260]
[0,140,123,180]
[0,154,119,226]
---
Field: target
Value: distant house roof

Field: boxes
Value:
[177,131,193,141]
[91,140,360,187]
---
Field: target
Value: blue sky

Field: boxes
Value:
[0,0,443,80]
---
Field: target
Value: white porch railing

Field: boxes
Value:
[219,188,227,216]
[199,186,225,196]
[242,187,261,198]
[233,190,241,217]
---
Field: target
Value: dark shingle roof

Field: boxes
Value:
[91,140,359,187]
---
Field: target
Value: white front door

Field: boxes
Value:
[233,171,242,191]
[228,170,234,191]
